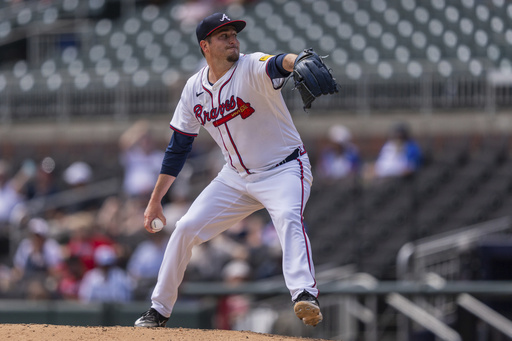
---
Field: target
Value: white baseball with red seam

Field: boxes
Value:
[151,218,164,232]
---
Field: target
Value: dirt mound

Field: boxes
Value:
[0,324,330,341]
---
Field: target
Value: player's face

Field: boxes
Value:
[207,26,240,63]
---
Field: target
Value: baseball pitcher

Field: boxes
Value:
[134,12,337,329]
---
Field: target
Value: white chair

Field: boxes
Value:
[151,56,169,74]
[74,72,91,90]
[46,73,62,91]
[17,8,32,26]
[89,45,106,63]
[132,69,150,87]
[136,31,154,48]
[142,5,160,22]
[395,45,411,64]
[41,60,57,78]
[254,2,274,19]
[122,57,140,75]
[63,0,79,12]
[43,7,58,25]
[13,60,28,78]
[161,68,180,87]
[320,35,336,54]
[95,19,112,37]
[354,9,371,27]
[342,0,359,15]
[398,20,413,38]
[116,45,133,61]
[110,32,127,49]
[67,59,84,77]
[19,73,35,92]
[377,61,394,79]
[124,18,141,36]
[0,21,11,39]
[367,21,383,39]
[103,70,120,88]
[95,58,112,76]
[144,43,162,61]
[283,1,301,18]
[163,29,182,47]
[152,18,170,35]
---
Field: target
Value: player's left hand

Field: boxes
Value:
[292,48,339,110]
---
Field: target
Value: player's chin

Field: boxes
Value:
[226,50,239,62]
[227,54,239,63]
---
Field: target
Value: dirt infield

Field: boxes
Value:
[0,324,331,341]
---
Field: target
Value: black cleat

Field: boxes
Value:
[134,308,169,328]
[293,290,323,327]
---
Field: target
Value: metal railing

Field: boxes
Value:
[387,293,462,341]
[457,294,512,339]
[2,67,512,124]
[396,216,512,281]
[394,216,512,341]
[180,278,512,341]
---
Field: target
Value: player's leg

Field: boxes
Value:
[247,156,322,326]
[147,167,262,321]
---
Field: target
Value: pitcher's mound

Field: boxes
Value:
[0,324,331,341]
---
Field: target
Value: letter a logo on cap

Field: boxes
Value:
[220,14,230,21]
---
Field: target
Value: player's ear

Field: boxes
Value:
[200,40,209,55]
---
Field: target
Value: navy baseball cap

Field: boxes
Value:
[196,13,246,43]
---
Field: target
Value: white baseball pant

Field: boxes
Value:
[151,155,318,317]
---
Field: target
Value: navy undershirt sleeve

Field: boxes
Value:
[160,131,195,177]
[267,54,291,79]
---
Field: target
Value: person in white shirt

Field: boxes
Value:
[78,245,132,303]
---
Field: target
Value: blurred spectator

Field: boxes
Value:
[97,195,147,237]
[243,214,281,280]
[63,161,92,187]
[96,196,122,234]
[127,231,169,300]
[316,125,360,182]
[64,212,114,271]
[174,0,219,27]
[370,122,422,179]
[62,161,99,212]
[0,159,34,226]
[12,217,62,279]
[57,255,86,300]
[119,120,164,199]
[25,157,59,200]
[0,264,12,298]
[162,175,192,234]
[12,217,63,298]
[78,245,133,302]
[216,259,252,330]
[186,232,245,281]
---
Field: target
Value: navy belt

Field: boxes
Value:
[275,148,300,168]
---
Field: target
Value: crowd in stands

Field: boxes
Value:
[0,119,421,329]
[315,122,422,184]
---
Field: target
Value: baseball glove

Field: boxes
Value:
[292,48,338,110]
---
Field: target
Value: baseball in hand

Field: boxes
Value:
[150,218,164,232]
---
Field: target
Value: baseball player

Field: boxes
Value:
[134,12,325,328]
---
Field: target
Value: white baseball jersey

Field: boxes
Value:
[170,52,304,176]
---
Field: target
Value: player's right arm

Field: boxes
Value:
[144,173,176,233]
[144,130,195,232]
[144,80,199,233]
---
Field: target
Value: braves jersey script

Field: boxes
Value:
[170,52,304,176]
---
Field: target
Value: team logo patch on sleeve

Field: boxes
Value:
[259,55,274,62]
